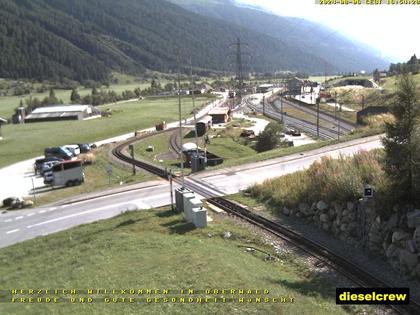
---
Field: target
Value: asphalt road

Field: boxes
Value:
[0,134,383,249]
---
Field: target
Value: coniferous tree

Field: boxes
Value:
[382,74,420,205]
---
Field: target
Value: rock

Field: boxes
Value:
[340,223,348,232]
[385,243,400,259]
[282,207,290,216]
[346,201,355,212]
[385,214,399,231]
[416,264,420,279]
[322,223,330,231]
[407,209,420,228]
[328,208,335,218]
[392,231,411,243]
[295,212,302,218]
[316,201,328,212]
[223,232,232,239]
[399,249,418,273]
[320,213,329,223]
[406,240,417,253]
[342,209,349,218]
[298,203,313,216]
[334,203,343,217]
[413,226,420,250]
[369,230,382,244]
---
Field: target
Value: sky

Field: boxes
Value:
[237,0,419,62]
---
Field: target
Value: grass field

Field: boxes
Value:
[0,96,215,168]
[34,144,155,206]
[0,207,368,315]
[380,73,420,91]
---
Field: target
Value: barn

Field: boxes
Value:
[24,105,101,123]
[208,107,231,124]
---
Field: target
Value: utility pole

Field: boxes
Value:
[262,95,265,115]
[169,169,174,211]
[334,91,337,120]
[316,97,320,138]
[361,95,365,110]
[336,92,340,140]
[236,37,244,104]
[280,96,284,123]
[129,144,136,175]
[190,57,199,156]
[176,50,185,188]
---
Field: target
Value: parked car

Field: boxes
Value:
[78,143,91,153]
[34,157,64,175]
[285,128,301,137]
[63,144,81,156]
[44,147,74,160]
[40,160,61,176]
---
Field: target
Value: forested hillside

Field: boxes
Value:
[0,0,330,82]
[0,0,388,82]
[170,0,389,73]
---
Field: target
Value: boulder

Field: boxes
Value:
[413,226,420,250]
[369,230,382,244]
[328,208,336,218]
[406,240,418,253]
[316,201,328,212]
[384,214,399,231]
[399,249,418,273]
[392,231,411,243]
[416,263,420,279]
[407,209,420,228]
[298,203,313,216]
[282,207,290,216]
[340,223,348,232]
[320,213,329,223]
[385,243,400,259]
[322,223,331,232]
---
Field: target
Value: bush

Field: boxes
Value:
[250,150,391,215]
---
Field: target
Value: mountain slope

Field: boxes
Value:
[169,0,389,73]
[0,0,339,82]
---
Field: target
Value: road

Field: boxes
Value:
[0,94,227,202]
[0,134,383,249]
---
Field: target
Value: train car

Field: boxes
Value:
[195,115,212,137]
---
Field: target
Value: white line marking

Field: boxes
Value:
[49,207,57,211]
[15,216,24,220]
[4,219,12,223]
[27,213,35,217]
[6,229,19,234]
[39,210,46,214]
[26,201,133,229]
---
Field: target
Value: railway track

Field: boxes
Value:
[278,98,355,132]
[111,131,420,315]
[247,101,338,140]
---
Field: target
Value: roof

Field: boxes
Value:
[209,107,230,115]
[31,105,90,114]
[258,84,274,88]
[198,115,212,123]
[182,143,198,152]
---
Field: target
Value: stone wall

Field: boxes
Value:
[282,200,420,280]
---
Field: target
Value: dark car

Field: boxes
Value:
[78,144,91,153]
[34,157,64,175]
[44,147,74,160]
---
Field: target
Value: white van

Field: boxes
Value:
[45,160,84,187]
